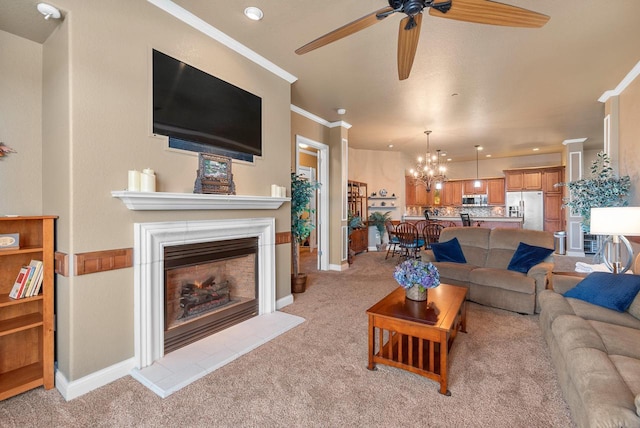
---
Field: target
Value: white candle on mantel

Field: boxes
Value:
[271,184,278,197]
[140,168,156,192]
[128,170,141,192]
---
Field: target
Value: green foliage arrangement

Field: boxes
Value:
[561,152,631,232]
[291,173,321,276]
[368,211,392,236]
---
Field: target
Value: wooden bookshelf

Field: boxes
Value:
[0,216,56,401]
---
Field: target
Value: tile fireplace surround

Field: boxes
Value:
[130,218,303,397]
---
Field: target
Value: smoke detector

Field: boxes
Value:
[37,3,61,20]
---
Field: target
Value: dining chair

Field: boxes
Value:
[424,222,445,249]
[460,213,472,227]
[413,220,429,249]
[384,220,400,260]
[395,222,421,261]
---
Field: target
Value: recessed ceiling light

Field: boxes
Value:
[388,144,394,148]
[486,154,492,158]
[244,7,263,21]
[533,147,540,151]
[476,146,483,151]
[336,108,346,115]
[37,3,61,20]
[447,158,452,162]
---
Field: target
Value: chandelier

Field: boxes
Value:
[409,130,447,192]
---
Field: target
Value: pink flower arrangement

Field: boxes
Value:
[0,143,16,159]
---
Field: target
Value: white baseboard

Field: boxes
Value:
[566,251,586,257]
[329,263,349,271]
[56,358,136,401]
[276,294,293,309]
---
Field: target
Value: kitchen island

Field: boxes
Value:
[402,216,524,229]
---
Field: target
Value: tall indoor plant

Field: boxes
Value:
[368,211,392,250]
[561,151,631,232]
[291,172,320,293]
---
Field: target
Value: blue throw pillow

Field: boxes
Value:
[431,237,466,263]
[507,242,553,273]
[564,272,640,312]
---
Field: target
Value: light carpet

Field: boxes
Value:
[0,251,574,427]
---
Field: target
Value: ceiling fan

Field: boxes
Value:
[295,0,549,80]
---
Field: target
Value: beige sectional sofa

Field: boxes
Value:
[539,260,640,428]
[422,227,554,314]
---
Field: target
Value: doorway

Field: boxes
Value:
[295,135,329,271]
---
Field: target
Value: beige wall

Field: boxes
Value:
[291,111,348,269]
[348,148,406,221]
[619,75,640,205]
[0,30,43,215]
[17,0,292,382]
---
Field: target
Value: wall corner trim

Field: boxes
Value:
[55,358,136,401]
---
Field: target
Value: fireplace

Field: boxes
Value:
[163,238,258,353]
[134,218,277,369]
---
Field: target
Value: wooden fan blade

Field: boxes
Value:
[397,14,423,81]
[296,7,394,55]
[429,0,549,28]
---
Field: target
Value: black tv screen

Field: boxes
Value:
[152,50,262,158]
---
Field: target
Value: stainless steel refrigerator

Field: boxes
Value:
[506,191,544,231]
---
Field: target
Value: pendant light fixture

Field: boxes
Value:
[474,145,482,188]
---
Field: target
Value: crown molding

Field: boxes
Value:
[148,0,297,84]
[598,60,640,103]
[290,105,352,129]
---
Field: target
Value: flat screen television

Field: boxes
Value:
[152,50,262,160]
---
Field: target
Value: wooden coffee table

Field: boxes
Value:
[366,284,467,395]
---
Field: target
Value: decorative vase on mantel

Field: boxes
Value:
[405,285,428,301]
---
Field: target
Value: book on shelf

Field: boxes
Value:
[28,260,44,297]
[20,264,37,298]
[8,266,30,299]
[24,260,43,297]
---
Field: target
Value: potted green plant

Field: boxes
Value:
[368,211,392,250]
[560,151,631,232]
[291,172,320,293]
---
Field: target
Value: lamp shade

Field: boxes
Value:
[590,207,640,236]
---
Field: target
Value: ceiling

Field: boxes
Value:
[3,0,640,162]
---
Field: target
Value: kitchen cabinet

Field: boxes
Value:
[505,170,542,191]
[543,167,564,193]
[442,181,463,206]
[405,176,432,206]
[463,179,487,195]
[544,193,564,233]
[487,178,505,205]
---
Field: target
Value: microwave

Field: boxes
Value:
[462,194,488,206]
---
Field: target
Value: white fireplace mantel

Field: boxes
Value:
[111,190,289,210]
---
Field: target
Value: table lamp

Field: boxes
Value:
[590,207,640,274]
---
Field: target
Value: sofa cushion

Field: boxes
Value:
[469,267,536,294]
[565,297,640,330]
[506,242,554,273]
[485,228,554,269]
[433,262,477,284]
[629,292,640,321]
[564,272,640,312]
[431,237,466,263]
[438,227,490,267]
[590,321,640,360]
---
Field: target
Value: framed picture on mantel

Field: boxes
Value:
[194,153,236,195]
